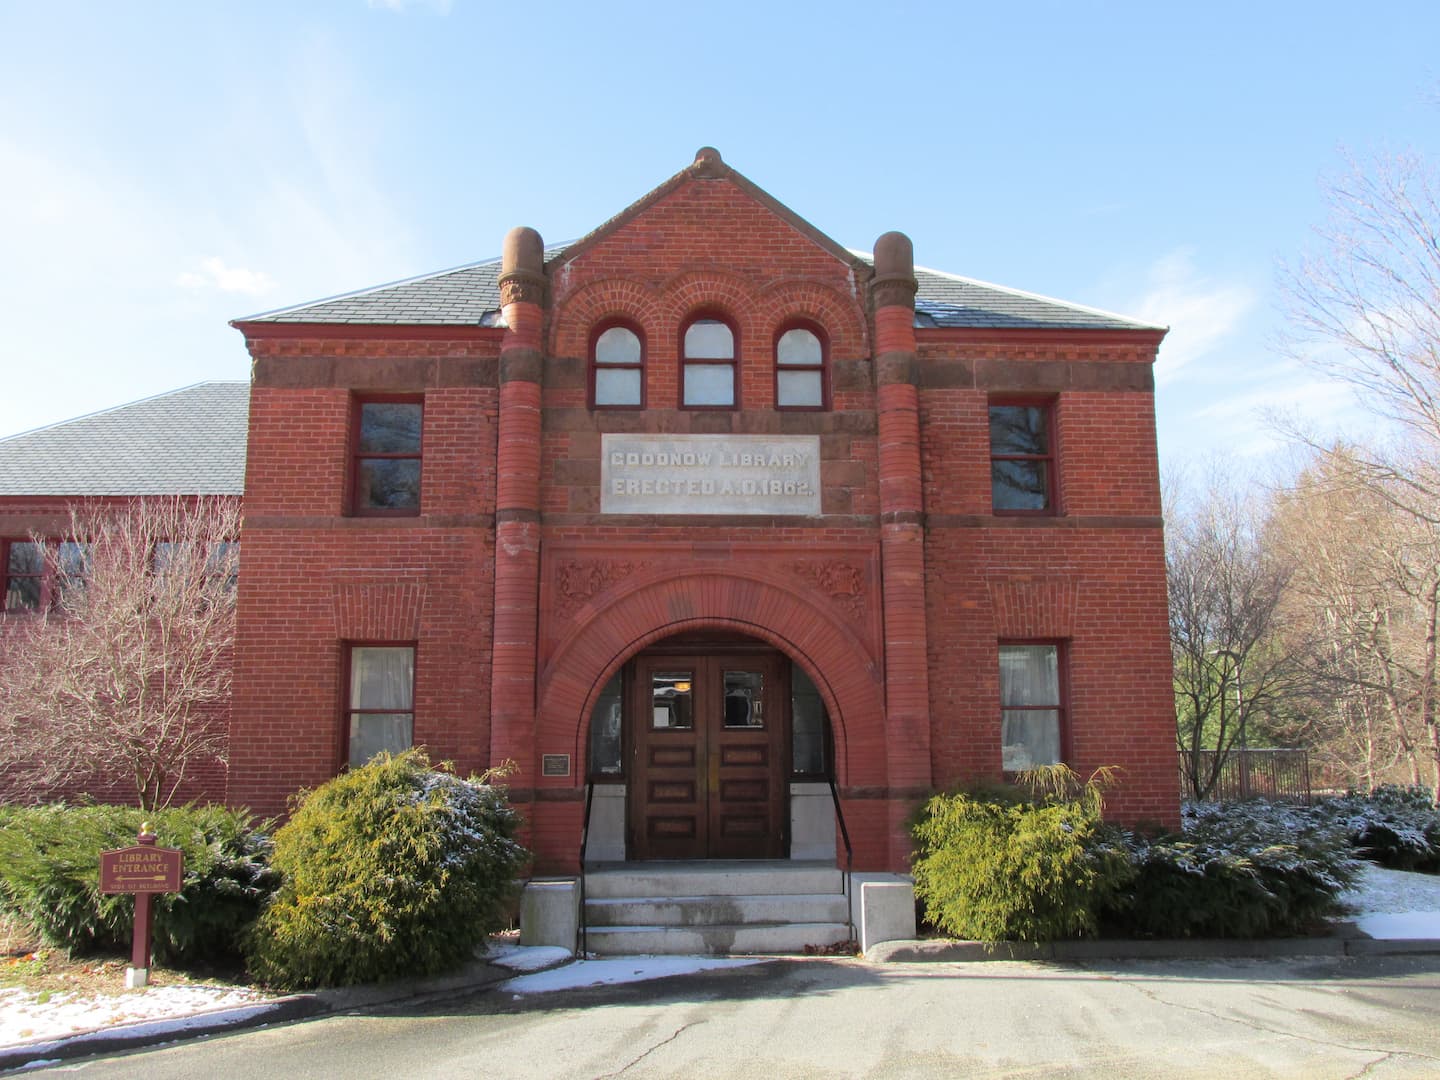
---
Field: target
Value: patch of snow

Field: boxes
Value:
[1353,911,1440,940]
[1338,864,1440,940]
[499,955,762,995]
[1339,864,1440,914]
[0,985,270,1049]
[483,943,573,972]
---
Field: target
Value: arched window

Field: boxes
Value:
[590,322,644,408]
[775,324,826,409]
[681,315,737,408]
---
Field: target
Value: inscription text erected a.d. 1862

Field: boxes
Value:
[601,434,821,516]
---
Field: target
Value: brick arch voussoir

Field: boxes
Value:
[660,270,760,327]
[548,277,664,358]
[537,569,883,784]
[756,279,871,358]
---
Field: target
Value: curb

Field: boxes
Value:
[0,957,520,1073]
[864,934,1440,964]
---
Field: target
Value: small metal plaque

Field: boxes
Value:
[541,754,571,777]
[601,434,821,516]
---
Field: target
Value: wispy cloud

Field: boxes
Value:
[1133,249,1258,385]
[1194,371,1355,424]
[176,257,277,296]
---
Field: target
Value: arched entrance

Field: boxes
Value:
[587,630,833,861]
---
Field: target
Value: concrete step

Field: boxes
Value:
[582,860,843,899]
[583,921,852,956]
[585,892,850,927]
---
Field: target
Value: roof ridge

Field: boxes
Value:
[0,381,248,445]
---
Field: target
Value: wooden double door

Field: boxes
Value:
[629,649,787,860]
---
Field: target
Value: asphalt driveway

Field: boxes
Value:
[29,952,1440,1079]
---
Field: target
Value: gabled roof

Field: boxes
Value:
[235,151,1158,335]
[908,263,1160,331]
[238,251,1157,332]
[237,246,569,327]
[548,147,866,277]
[0,382,249,496]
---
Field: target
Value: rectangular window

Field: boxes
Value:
[790,664,830,777]
[588,670,624,778]
[2,540,45,611]
[989,400,1055,513]
[999,643,1065,771]
[347,645,415,767]
[205,541,239,592]
[352,397,423,515]
[2,539,88,612]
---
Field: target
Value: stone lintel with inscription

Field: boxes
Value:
[600,434,822,516]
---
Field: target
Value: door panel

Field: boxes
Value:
[630,651,786,860]
[633,658,705,860]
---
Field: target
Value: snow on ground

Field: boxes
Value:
[0,985,269,1048]
[499,955,763,996]
[484,943,574,972]
[1353,911,1440,938]
[1339,864,1440,939]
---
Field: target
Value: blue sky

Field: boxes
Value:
[2,1,1437,474]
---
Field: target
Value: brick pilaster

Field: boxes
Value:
[489,227,546,782]
[871,231,933,865]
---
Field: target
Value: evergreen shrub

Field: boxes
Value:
[1103,800,1359,938]
[245,750,527,989]
[1313,786,1440,872]
[0,803,277,964]
[911,767,1133,944]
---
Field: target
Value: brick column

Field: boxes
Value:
[871,231,933,866]
[489,226,546,782]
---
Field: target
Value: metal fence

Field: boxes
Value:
[1185,748,1313,804]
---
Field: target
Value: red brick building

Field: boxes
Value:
[3,149,1178,876]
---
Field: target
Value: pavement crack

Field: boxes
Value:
[598,1020,702,1078]
[1103,973,1440,1068]
[1348,1051,1396,1078]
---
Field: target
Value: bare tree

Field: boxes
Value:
[1282,146,1440,800]
[1272,453,1440,796]
[1167,476,1297,799]
[0,497,240,809]
[1285,151,1440,458]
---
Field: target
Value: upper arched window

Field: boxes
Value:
[775,325,826,409]
[681,316,737,408]
[591,322,644,408]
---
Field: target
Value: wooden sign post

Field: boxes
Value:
[99,825,183,988]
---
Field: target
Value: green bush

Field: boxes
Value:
[911,767,1133,944]
[1104,801,1359,938]
[0,803,277,964]
[1313,786,1440,872]
[245,750,527,989]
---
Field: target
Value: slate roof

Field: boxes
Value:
[0,382,249,496]
[909,264,1160,331]
[239,251,1158,332]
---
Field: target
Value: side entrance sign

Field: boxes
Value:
[100,827,183,988]
[100,844,183,893]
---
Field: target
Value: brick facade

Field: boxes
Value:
[5,150,1179,870]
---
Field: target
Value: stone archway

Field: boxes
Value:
[536,568,885,786]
